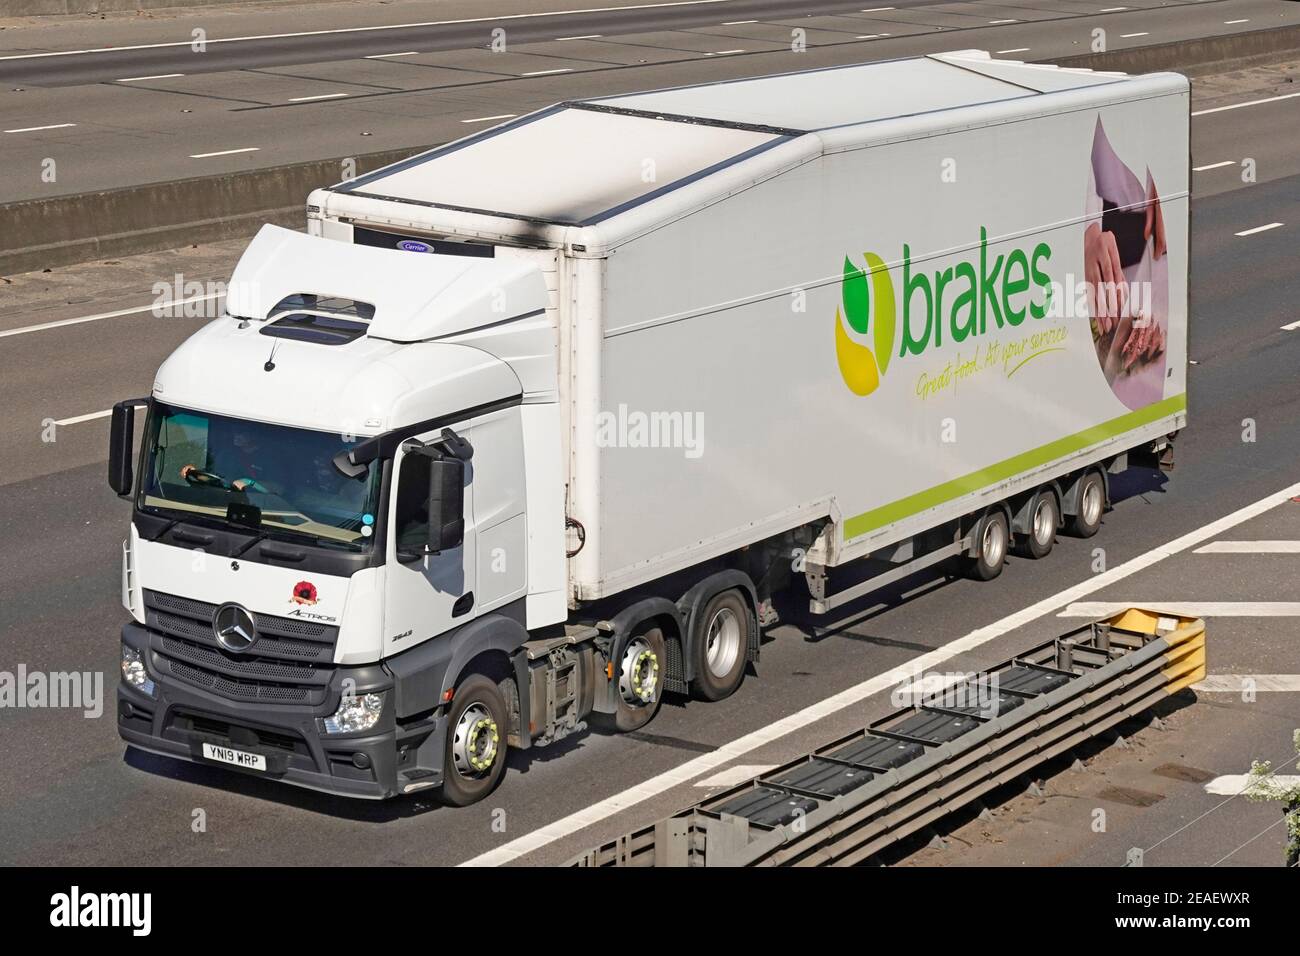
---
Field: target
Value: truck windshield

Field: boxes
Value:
[137,403,381,550]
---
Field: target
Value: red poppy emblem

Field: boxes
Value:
[291,581,319,605]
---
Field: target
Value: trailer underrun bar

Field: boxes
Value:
[569,608,1206,867]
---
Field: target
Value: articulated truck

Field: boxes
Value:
[111,51,1189,804]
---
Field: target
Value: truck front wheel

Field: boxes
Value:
[594,625,666,733]
[438,674,509,807]
[691,591,749,702]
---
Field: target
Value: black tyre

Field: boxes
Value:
[593,625,666,733]
[437,674,509,807]
[1066,471,1105,538]
[690,590,750,702]
[1014,490,1058,560]
[966,509,1009,581]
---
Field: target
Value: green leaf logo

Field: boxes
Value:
[835,251,895,396]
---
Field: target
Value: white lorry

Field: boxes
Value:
[111,51,1189,804]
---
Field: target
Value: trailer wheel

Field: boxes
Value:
[437,674,509,807]
[690,590,749,702]
[1066,471,1105,538]
[1015,491,1058,560]
[966,510,1009,581]
[594,625,666,733]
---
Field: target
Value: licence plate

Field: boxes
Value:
[202,742,267,772]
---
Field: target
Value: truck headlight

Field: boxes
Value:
[120,644,156,697]
[323,692,385,735]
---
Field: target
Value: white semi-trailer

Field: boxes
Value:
[111,52,1189,804]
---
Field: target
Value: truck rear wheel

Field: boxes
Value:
[966,509,1009,581]
[437,674,509,807]
[690,590,749,702]
[1014,490,1058,560]
[594,625,666,733]
[1066,471,1105,538]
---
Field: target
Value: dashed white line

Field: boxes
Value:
[117,73,184,82]
[458,480,1300,866]
[1194,540,1300,554]
[856,33,890,39]
[0,1,737,60]
[706,49,745,55]
[0,293,222,339]
[555,34,603,40]
[1193,160,1234,171]
[4,123,76,133]
[288,93,349,102]
[1235,222,1283,237]
[189,147,260,158]
[460,113,517,124]
[1120,32,1150,38]
[861,6,895,11]
[1100,6,1128,11]
[54,409,112,427]
[1061,602,1300,617]
[521,68,573,76]
[1195,675,1300,693]
[1281,319,1300,332]
[364,51,420,58]
[1193,92,1300,116]
[722,20,757,25]
[989,19,1018,24]
[997,48,1031,54]
[1223,19,1250,25]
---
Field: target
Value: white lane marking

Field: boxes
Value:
[1195,675,1300,693]
[997,48,1031,54]
[1205,774,1300,796]
[4,123,76,133]
[0,1,735,60]
[189,147,260,158]
[1061,602,1300,617]
[556,34,603,40]
[1281,319,1300,332]
[1193,92,1300,116]
[364,51,420,58]
[1120,32,1150,38]
[1223,19,1249,25]
[54,409,112,427]
[1100,6,1128,11]
[856,33,890,39]
[521,68,573,76]
[458,480,1300,866]
[1194,540,1300,554]
[706,49,745,55]
[1236,222,1283,237]
[1193,160,1234,171]
[695,764,776,787]
[288,92,349,101]
[861,6,895,11]
[461,113,516,123]
[989,19,1018,24]
[117,73,184,82]
[0,293,221,339]
[722,20,757,25]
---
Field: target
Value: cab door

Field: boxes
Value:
[382,425,477,658]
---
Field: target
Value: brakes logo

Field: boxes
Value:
[835,229,1054,396]
[834,252,896,396]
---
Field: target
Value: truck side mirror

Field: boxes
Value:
[108,399,148,498]
[427,457,465,554]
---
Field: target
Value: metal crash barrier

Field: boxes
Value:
[570,608,1206,867]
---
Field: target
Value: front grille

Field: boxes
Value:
[144,589,337,705]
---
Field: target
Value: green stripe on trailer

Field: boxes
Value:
[844,393,1187,540]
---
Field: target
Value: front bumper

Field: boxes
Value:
[117,622,444,800]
